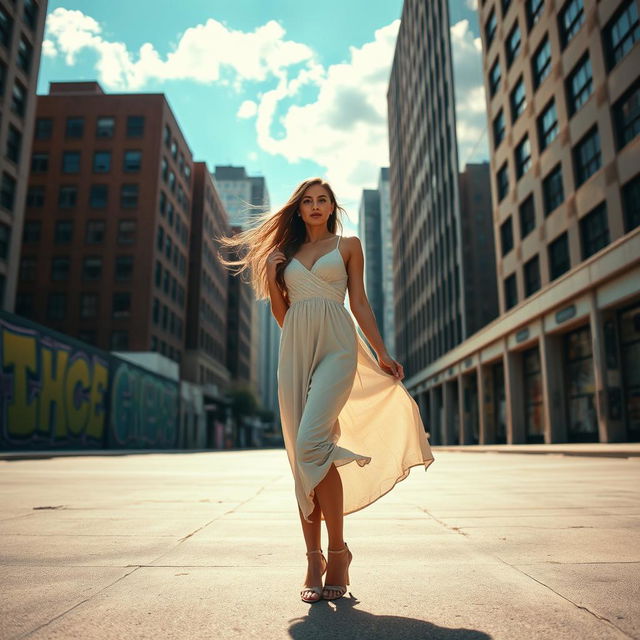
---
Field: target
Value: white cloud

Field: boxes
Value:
[237,100,258,119]
[449,19,489,169]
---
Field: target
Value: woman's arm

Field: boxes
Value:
[268,276,289,328]
[345,236,388,356]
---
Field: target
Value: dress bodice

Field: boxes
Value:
[284,235,347,306]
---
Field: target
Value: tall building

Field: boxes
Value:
[358,188,384,333]
[0,0,48,310]
[17,81,193,363]
[403,0,640,446]
[387,0,466,377]
[212,165,269,228]
[378,168,396,357]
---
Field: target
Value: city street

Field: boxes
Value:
[1,447,639,640]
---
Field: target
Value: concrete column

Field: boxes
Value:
[504,345,525,444]
[428,387,439,445]
[539,331,567,443]
[457,374,467,444]
[443,380,456,445]
[477,363,488,444]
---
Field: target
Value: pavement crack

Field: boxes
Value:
[416,506,470,536]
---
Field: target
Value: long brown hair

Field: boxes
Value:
[215,177,348,304]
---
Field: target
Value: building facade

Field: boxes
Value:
[0,0,47,311]
[358,188,384,333]
[17,81,193,363]
[377,168,396,357]
[403,0,640,445]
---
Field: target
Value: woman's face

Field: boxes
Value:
[299,184,334,225]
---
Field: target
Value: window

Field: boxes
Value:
[510,76,526,123]
[24,0,39,31]
[96,117,114,138]
[82,256,102,280]
[168,170,176,193]
[622,174,640,232]
[0,223,9,259]
[121,184,138,208]
[23,220,41,243]
[65,117,84,138]
[519,194,536,239]
[558,0,584,48]
[489,58,501,96]
[0,61,6,95]
[93,151,111,173]
[164,124,171,148]
[543,164,564,215]
[161,157,168,182]
[113,292,131,318]
[54,220,73,244]
[526,0,544,29]
[504,273,517,310]
[58,186,77,207]
[0,6,13,48]
[26,185,44,207]
[5,125,21,163]
[11,80,26,116]
[506,21,521,67]
[573,126,601,187]
[117,220,136,244]
[19,257,36,281]
[170,139,178,159]
[31,152,48,172]
[17,35,33,74]
[47,293,66,321]
[515,135,531,179]
[85,221,105,244]
[62,151,80,173]
[89,184,108,208]
[524,255,541,296]
[485,8,497,47]
[51,257,70,281]
[501,0,512,17]
[80,294,98,319]
[115,256,133,281]
[159,191,167,216]
[613,78,640,150]
[123,150,141,172]
[580,202,610,259]
[500,216,514,255]
[110,331,129,350]
[1,172,16,210]
[532,36,551,88]
[537,99,558,151]
[493,109,506,148]
[549,231,571,280]
[604,0,639,70]
[497,163,509,202]
[35,117,52,139]
[127,115,144,137]
[566,54,592,115]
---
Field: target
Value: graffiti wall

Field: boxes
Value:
[0,311,179,451]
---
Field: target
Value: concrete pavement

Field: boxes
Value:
[1,447,639,639]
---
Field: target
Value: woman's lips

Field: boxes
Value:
[311,213,321,217]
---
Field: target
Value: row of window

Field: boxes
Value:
[27,182,141,209]
[36,115,145,140]
[23,218,136,245]
[502,175,640,309]
[154,261,186,306]
[152,298,184,339]
[0,5,33,75]
[31,149,143,174]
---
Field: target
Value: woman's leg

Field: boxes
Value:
[298,493,324,601]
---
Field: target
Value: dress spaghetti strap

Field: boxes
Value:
[337,234,341,250]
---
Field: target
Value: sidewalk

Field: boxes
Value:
[1,448,639,639]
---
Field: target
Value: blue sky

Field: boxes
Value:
[39,1,487,235]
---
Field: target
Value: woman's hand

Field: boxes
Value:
[266,247,287,282]
[376,350,404,380]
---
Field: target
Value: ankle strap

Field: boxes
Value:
[306,549,323,555]
[327,544,348,553]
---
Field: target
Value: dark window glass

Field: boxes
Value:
[501,0,512,17]
[24,0,39,31]
[504,273,518,310]
[506,21,521,67]
[85,221,105,244]
[573,126,601,187]
[497,163,509,202]
[532,36,551,88]
[121,183,139,208]
[96,116,114,138]
[604,0,640,70]
[62,151,80,173]
[558,0,584,48]
[23,220,41,243]
[0,172,16,210]
[0,61,6,95]
[0,223,9,259]
[519,194,536,239]
[35,117,52,139]
[11,80,26,116]
[93,151,111,173]
[5,124,21,163]
[0,7,13,49]
[543,164,564,215]
[168,170,176,193]
[117,220,136,245]
[500,216,514,255]
[159,191,167,216]
[526,0,545,29]
[58,186,77,207]
[115,255,133,281]
[493,109,505,148]
[164,124,171,148]
[566,54,592,115]
[537,99,558,150]
[31,152,48,172]
[524,255,541,296]
[113,292,131,318]
[82,257,102,280]
[51,257,70,281]
[54,220,73,244]
[111,331,129,350]
[580,202,610,259]
[510,76,526,123]
[548,232,570,280]
[47,293,66,321]
[19,257,36,281]
[170,139,178,159]
[89,184,108,208]
[17,35,33,74]
[489,58,501,96]
[126,115,144,137]
[26,185,44,207]
[65,117,84,138]
[622,174,640,232]
[161,157,168,182]
[515,135,531,179]
[123,150,142,172]
[613,78,640,149]
[80,294,98,319]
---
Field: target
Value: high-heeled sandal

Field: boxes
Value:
[322,541,352,600]
[300,549,327,603]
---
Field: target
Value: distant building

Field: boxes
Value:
[378,168,396,357]
[0,0,48,311]
[212,165,269,228]
[358,188,384,333]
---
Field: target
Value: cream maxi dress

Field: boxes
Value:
[277,234,435,523]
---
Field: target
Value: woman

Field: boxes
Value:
[217,177,434,604]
